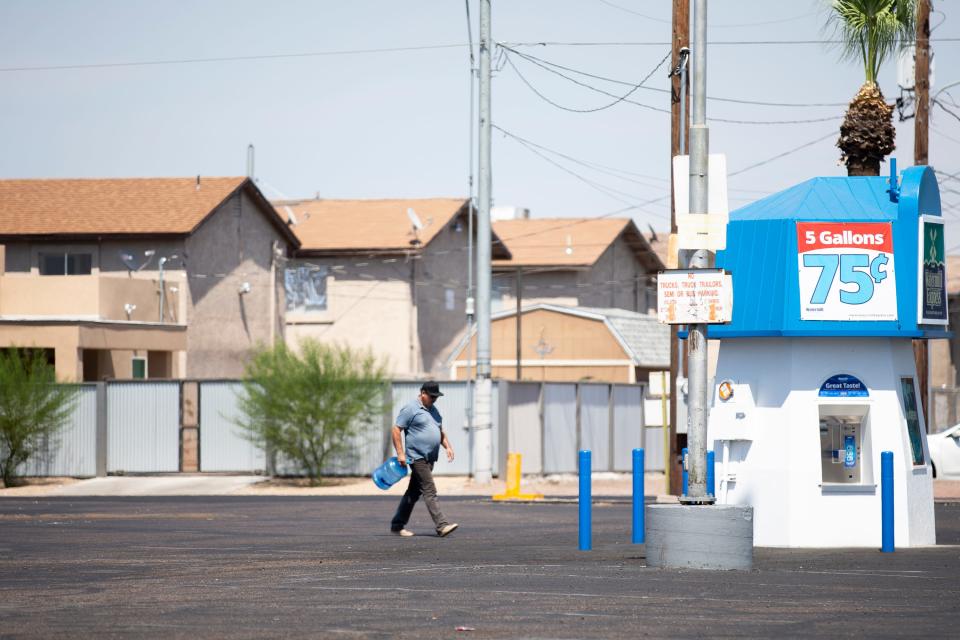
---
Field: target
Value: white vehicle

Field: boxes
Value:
[929,423,960,479]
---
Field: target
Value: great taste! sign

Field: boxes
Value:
[796,222,897,321]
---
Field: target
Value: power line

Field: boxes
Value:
[593,1,818,28]
[501,46,842,125]
[0,43,468,73]
[502,38,960,47]
[493,125,670,188]
[496,124,670,215]
[501,47,848,108]
[728,131,837,177]
[501,45,671,114]
[932,125,960,146]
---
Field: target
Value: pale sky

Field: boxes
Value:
[2,1,959,247]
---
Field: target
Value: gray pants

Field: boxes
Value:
[391,459,448,534]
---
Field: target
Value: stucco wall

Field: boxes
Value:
[286,211,472,378]
[184,188,285,378]
[493,235,655,315]
[452,308,633,382]
[286,258,417,376]
[416,216,472,375]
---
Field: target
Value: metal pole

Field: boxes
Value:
[158,257,166,323]
[579,449,592,551]
[473,0,493,483]
[681,0,714,505]
[515,268,522,380]
[632,448,645,544]
[465,0,477,467]
[881,451,895,552]
[678,48,689,156]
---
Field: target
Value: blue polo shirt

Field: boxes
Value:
[396,398,443,463]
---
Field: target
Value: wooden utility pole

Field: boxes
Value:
[914,0,931,427]
[668,0,689,495]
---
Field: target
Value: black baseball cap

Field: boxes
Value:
[420,380,444,397]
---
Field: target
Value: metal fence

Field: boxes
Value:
[16,378,650,478]
[18,385,99,478]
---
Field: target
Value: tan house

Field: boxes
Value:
[0,177,298,381]
[277,197,509,377]
[491,217,663,314]
[449,304,669,383]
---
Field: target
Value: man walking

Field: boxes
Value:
[390,381,459,538]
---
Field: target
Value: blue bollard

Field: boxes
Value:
[707,450,715,498]
[881,451,894,553]
[632,448,645,544]
[579,450,592,551]
[681,447,689,497]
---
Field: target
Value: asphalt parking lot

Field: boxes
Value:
[1,496,958,639]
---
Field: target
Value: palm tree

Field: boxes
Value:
[826,0,916,176]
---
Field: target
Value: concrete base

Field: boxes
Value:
[646,504,753,570]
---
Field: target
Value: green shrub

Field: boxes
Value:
[237,340,388,485]
[0,349,77,487]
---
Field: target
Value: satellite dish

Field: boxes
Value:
[119,251,137,270]
[407,207,424,231]
[285,206,298,226]
[119,249,156,271]
[897,45,916,90]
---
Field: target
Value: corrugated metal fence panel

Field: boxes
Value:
[428,382,470,475]
[580,384,611,472]
[643,426,665,472]
[199,382,266,473]
[508,382,543,474]
[107,382,180,473]
[613,385,645,471]
[543,384,577,474]
[322,417,385,476]
[19,384,98,477]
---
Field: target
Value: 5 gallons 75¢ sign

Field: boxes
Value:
[796,222,896,321]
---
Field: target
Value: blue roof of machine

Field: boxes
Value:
[707,166,948,339]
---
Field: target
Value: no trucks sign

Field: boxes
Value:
[657,269,733,324]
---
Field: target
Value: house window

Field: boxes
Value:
[40,252,92,275]
[284,264,328,312]
[131,357,147,379]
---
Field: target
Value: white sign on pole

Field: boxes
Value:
[796,222,897,321]
[672,154,730,250]
[657,269,733,324]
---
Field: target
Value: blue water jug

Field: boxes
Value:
[372,456,408,490]
[844,435,856,468]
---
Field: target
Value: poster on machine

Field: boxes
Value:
[796,222,896,321]
[918,215,948,325]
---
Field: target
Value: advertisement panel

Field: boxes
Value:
[918,215,948,325]
[796,222,896,321]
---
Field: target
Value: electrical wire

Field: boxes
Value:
[593,0,819,28]
[497,125,670,215]
[932,125,960,146]
[501,46,671,114]
[728,131,837,177]
[493,125,670,188]
[501,47,848,108]
[0,43,468,73]
[934,100,960,125]
[502,38,960,47]
[501,46,843,125]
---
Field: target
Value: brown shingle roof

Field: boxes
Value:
[0,177,249,236]
[278,197,468,253]
[492,218,662,270]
